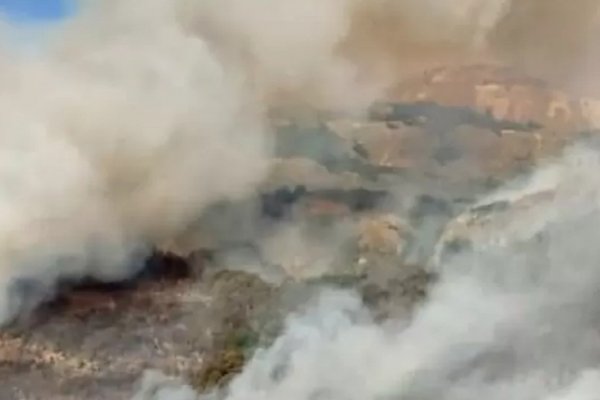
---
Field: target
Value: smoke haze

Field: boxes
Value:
[185,144,600,400]
[130,1,600,396]
[2,1,600,398]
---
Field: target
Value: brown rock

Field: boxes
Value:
[388,64,593,130]
[357,213,411,256]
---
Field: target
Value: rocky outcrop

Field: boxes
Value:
[329,109,541,186]
[389,64,596,130]
[383,64,600,168]
[357,213,411,256]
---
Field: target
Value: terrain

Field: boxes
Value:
[1,63,599,400]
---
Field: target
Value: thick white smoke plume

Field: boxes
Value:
[0,0,409,325]
[0,1,274,323]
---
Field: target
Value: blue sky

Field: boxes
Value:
[0,0,75,23]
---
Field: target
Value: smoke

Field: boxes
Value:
[341,0,600,93]
[0,0,275,324]
[159,143,600,400]
[1,0,429,323]
[102,0,600,400]
[0,0,502,324]
[488,0,600,90]
[133,370,198,400]
[3,0,600,397]
[180,0,368,111]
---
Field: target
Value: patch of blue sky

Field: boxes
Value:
[0,0,78,54]
[0,0,76,24]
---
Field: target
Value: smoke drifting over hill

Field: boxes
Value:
[206,144,600,400]
[2,1,600,399]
